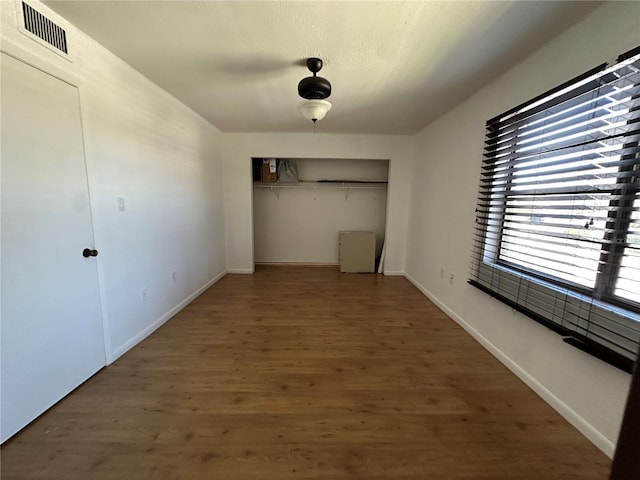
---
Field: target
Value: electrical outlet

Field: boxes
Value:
[171,271,177,283]
[440,267,445,279]
[140,287,147,301]
[449,273,455,285]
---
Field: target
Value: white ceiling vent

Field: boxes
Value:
[19,2,69,58]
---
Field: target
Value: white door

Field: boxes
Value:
[1,53,105,442]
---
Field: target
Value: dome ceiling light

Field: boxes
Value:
[298,57,332,124]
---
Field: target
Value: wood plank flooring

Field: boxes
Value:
[1,266,611,479]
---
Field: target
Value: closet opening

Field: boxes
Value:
[251,157,390,272]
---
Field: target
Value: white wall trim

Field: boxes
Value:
[110,270,227,362]
[76,82,113,367]
[403,271,616,458]
[383,270,405,276]
[226,268,254,274]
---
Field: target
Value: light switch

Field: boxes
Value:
[117,196,125,212]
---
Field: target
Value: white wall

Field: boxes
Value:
[405,1,639,457]
[223,133,413,274]
[1,0,227,362]
[292,158,389,182]
[253,185,387,264]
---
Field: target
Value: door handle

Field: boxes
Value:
[82,248,98,258]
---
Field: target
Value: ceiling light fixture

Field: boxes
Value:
[298,57,332,123]
[299,99,332,123]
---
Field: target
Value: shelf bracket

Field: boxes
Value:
[269,185,280,200]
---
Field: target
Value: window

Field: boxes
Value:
[470,46,640,372]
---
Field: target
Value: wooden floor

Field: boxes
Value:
[1,266,611,479]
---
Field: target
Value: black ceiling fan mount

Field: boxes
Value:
[298,57,331,100]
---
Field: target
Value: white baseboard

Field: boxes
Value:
[255,262,339,267]
[403,272,615,458]
[383,270,405,276]
[110,270,227,363]
[226,268,254,274]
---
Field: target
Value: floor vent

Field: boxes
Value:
[21,2,68,54]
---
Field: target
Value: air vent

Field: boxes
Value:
[21,2,68,54]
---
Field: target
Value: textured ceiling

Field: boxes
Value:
[44,1,601,134]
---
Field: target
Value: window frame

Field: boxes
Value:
[470,45,640,372]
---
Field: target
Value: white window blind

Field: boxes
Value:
[470,46,640,372]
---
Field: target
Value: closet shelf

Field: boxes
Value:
[253,181,388,189]
[253,181,387,200]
